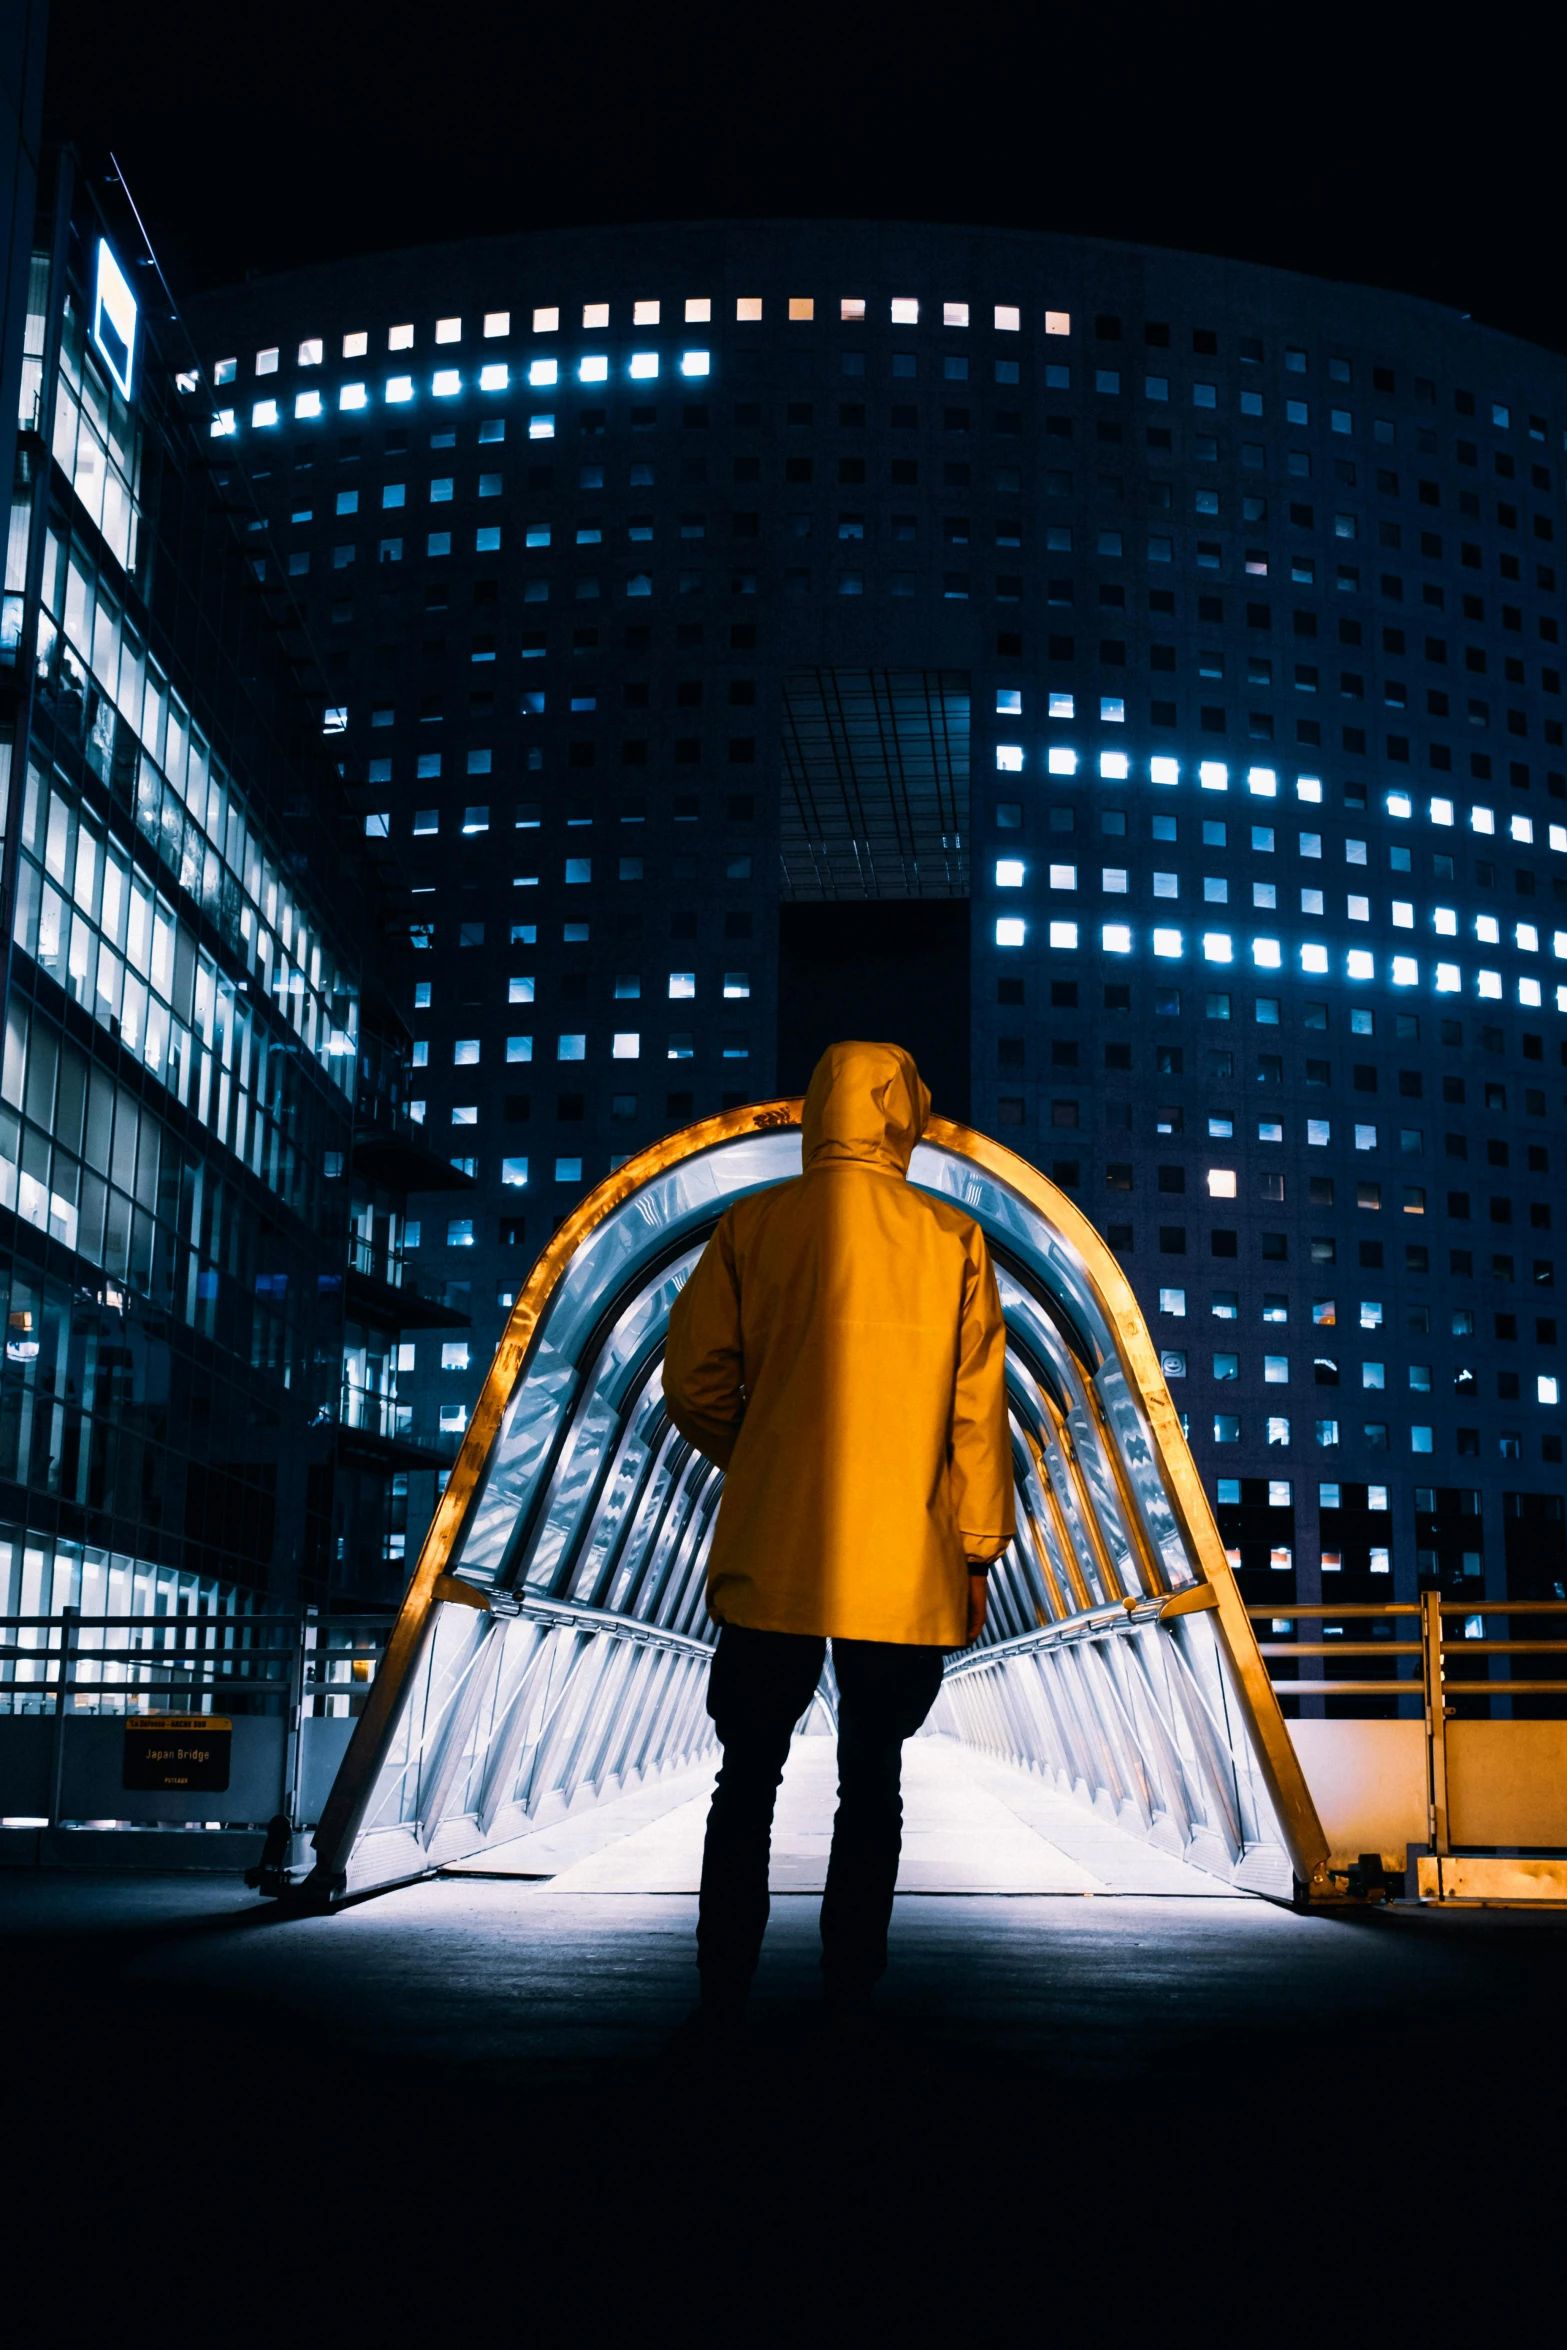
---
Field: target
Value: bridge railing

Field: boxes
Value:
[1248,1594,1567,1903]
[0,1609,395,1843]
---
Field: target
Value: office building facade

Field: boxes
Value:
[0,151,455,1631]
[186,222,1567,1627]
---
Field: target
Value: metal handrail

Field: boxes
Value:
[1244,1595,1567,1707]
[0,1612,397,1713]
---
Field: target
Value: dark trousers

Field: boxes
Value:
[697,1623,946,2005]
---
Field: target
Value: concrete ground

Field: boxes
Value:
[3,1738,1563,2344]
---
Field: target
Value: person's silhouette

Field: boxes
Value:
[664,1041,1014,2032]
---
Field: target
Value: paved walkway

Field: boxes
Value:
[448,1733,1246,1894]
[2,1752,1564,2342]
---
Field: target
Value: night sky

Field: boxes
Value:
[43,0,1567,357]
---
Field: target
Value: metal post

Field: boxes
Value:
[282,1606,314,1837]
[48,1606,79,1832]
[1421,1589,1450,1859]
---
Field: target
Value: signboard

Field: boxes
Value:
[122,1716,231,1792]
[92,238,138,401]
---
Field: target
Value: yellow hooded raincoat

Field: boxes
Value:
[662,1042,1015,1647]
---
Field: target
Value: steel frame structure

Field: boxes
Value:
[305,1103,1333,1903]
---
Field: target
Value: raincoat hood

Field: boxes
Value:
[801,1041,931,1176]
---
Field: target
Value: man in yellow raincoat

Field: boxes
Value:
[663,1040,1014,2023]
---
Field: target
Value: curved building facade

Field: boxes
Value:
[187,222,1567,1636]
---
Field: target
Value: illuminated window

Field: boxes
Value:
[736,297,763,320]
[435,317,461,345]
[386,376,414,404]
[583,303,610,328]
[339,383,367,411]
[479,363,508,392]
[1048,920,1078,949]
[532,307,559,333]
[789,297,815,320]
[1102,924,1132,954]
[343,331,368,358]
[680,351,711,377]
[891,297,919,323]
[995,860,1025,888]
[629,352,659,379]
[295,390,322,419]
[1048,747,1078,775]
[1045,310,1070,336]
[579,355,609,384]
[686,297,712,322]
[433,369,460,397]
[1150,756,1179,786]
[1049,692,1075,718]
[252,398,278,427]
[389,324,414,351]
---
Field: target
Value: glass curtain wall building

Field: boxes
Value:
[187,222,1567,1638]
[0,151,455,1633]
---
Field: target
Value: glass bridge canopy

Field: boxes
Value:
[307,1102,1331,1902]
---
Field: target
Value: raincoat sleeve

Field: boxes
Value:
[663,1213,746,1468]
[951,1231,1015,1566]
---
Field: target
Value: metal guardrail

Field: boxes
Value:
[0,1609,397,1718]
[1246,1596,1567,1701]
[1248,1594,1567,1901]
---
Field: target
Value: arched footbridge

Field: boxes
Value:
[306,1103,1345,1907]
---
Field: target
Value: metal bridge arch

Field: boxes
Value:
[308,1106,1330,1902]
